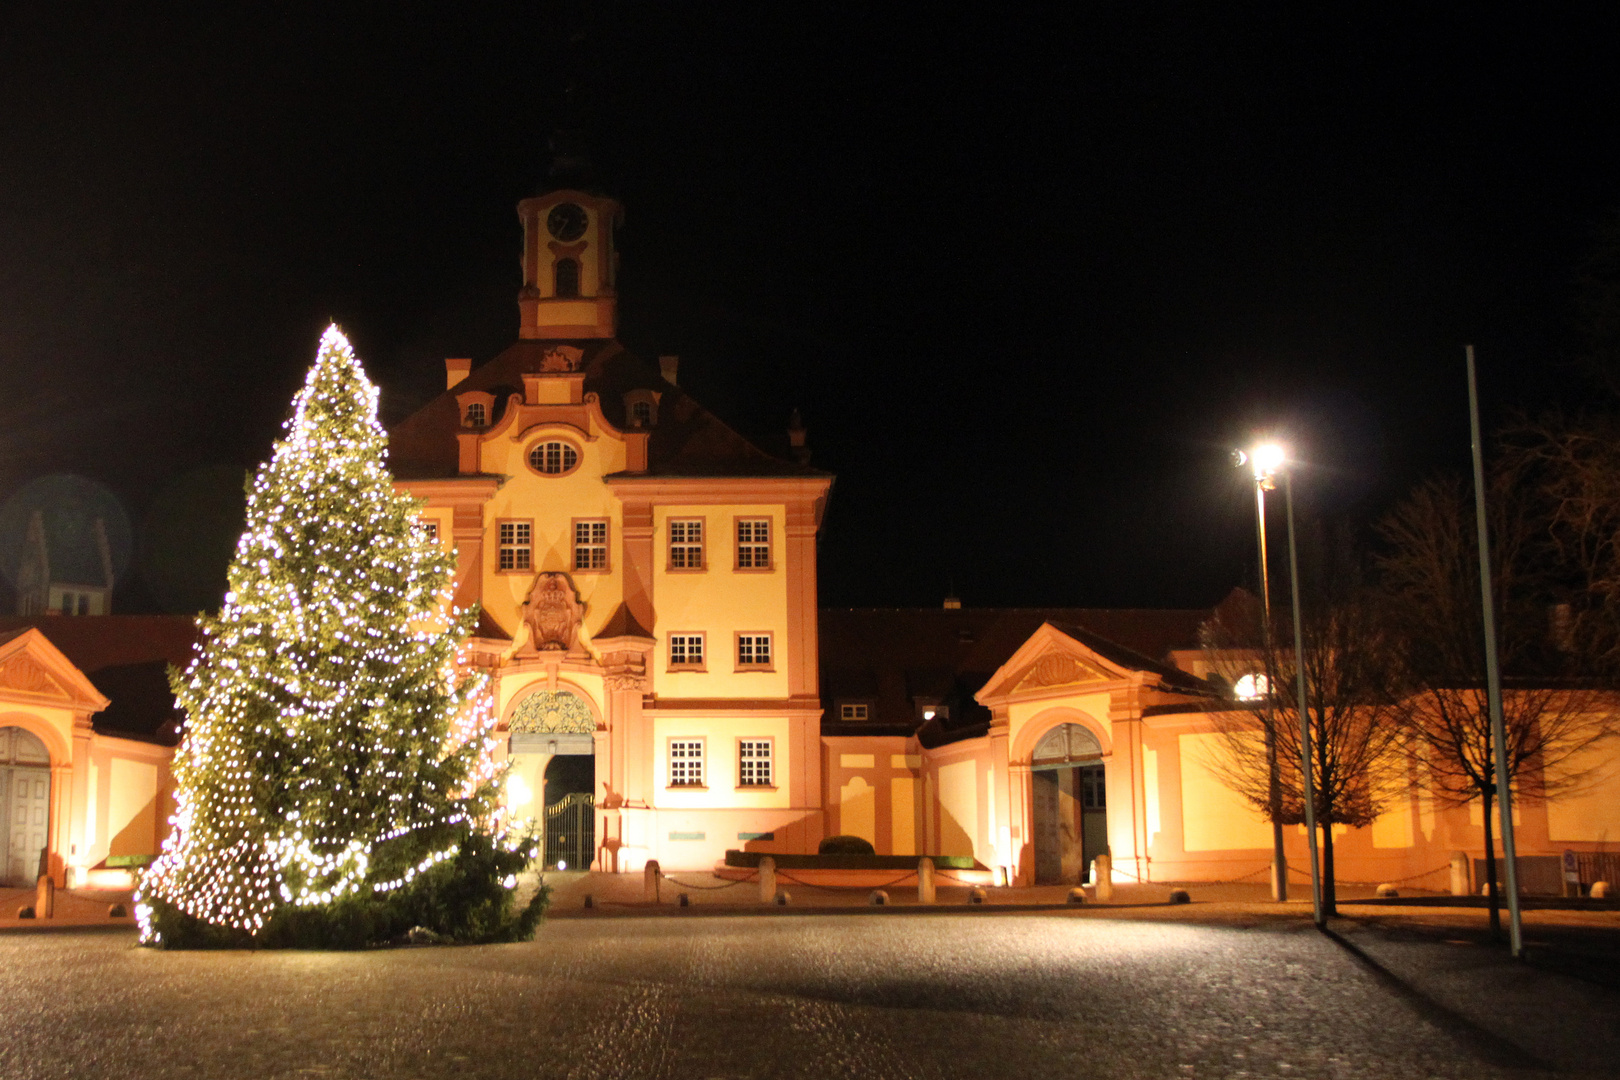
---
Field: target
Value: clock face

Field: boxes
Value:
[547,202,588,242]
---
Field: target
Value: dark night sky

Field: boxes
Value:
[2,6,1618,613]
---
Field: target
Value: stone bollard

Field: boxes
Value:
[775,890,791,905]
[678,893,690,907]
[758,856,777,904]
[34,873,54,920]
[1092,853,1114,902]
[644,859,661,903]
[583,894,594,908]
[969,887,987,904]
[1450,851,1470,896]
[917,858,937,904]
[108,903,128,918]
[1375,883,1399,898]
[1168,888,1191,904]
[1067,887,1087,905]
[869,890,889,906]
[1271,854,1289,902]
[992,866,1008,887]
[1592,881,1611,899]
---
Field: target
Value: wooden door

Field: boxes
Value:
[4,767,50,886]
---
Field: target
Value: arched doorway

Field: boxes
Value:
[1,727,52,886]
[507,690,596,871]
[1030,723,1106,885]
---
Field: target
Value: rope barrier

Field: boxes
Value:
[775,870,918,892]
[660,873,757,891]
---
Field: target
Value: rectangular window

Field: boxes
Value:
[737,633,773,670]
[735,518,771,569]
[422,519,439,543]
[668,739,705,787]
[839,703,869,722]
[573,519,608,571]
[738,739,773,787]
[668,633,705,670]
[669,518,705,569]
[498,520,531,571]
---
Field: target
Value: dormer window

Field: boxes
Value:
[555,258,580,299]
[465,402,487,428]
[456,390,495,432]
[623,389,661,428]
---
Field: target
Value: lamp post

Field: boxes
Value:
[1281,461,1325,928]
[1236,444,1289,902]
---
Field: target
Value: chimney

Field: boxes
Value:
[788,408,810,465]
[659,355,679,385]
[445,358,472,390]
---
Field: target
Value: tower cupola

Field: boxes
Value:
[516,189,622,339]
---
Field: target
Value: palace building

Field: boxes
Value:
[2,178,1616,900]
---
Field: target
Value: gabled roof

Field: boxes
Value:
[0,616,199,743]
[0,626,112,713]
[818,605,1216,739]
[388,339,828,481]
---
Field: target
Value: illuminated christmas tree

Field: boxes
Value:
[138,326,543,947]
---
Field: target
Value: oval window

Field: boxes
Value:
[528,440,580,475]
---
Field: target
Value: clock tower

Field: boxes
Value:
[516,189,622,339]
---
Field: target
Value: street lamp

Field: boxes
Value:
[1238,442,1325,926]
[1235,444,1288,901]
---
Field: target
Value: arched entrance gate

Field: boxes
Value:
[1030,723,1107,885]
[1,727,51,887]
[508,690,596,871]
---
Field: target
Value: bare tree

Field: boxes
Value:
[1377,474,1618,933]
[1202,535,1406,916]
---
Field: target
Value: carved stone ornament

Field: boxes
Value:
[1016,652,1110,692]
[508,690,596,734]
[0,655,65,698]
[540,345,585,373]
[520,572,585,654]
[1032,722,1103,764]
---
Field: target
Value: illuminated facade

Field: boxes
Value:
[389,186,831,871]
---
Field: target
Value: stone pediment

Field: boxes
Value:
[1011,651,1115,694]
[0,628,111,711]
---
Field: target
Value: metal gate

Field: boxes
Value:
[544,792,594,871]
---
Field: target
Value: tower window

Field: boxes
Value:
[554,258,580,299]
[527,440,580,476]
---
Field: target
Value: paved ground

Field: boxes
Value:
[3,901,1618,1079]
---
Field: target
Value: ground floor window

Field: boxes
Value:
[668,739,705,787]
[738,739,773,787]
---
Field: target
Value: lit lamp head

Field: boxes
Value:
[1235,442,1287,487]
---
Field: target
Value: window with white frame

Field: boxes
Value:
[737,633,773,669]
[738,739,773,787]
[736,518,771,569]
[631,400,653,427]
[422,519,439,543]
[668,739,705,787]
[465,402,487,428]
[668,633,705,669]
[573,519,608,571]
[498,521,531,571]
[839,703,869,722]
[669,519,704,569]
[528,440,579,475]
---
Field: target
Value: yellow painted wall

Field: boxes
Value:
[838,776,876,844]
[653,504,788,700]
[1178,732,1274,851]
[1546,743,1620,843]
[651,714,791,810]
[479,425,628,638]
[936,759,978,858]
[106,758,158,858]
[890,776,917,855]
